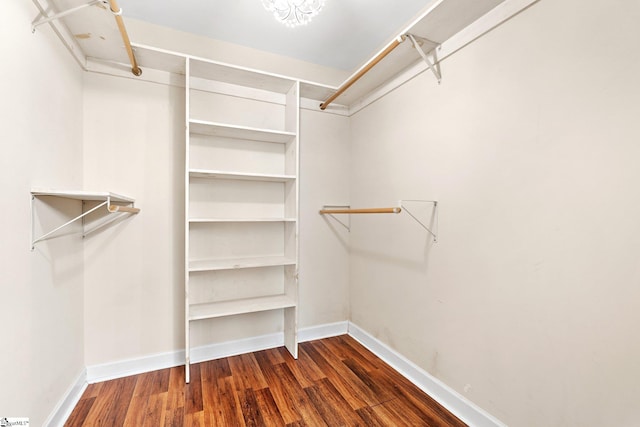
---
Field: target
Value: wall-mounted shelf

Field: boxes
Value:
[30,189,140,249]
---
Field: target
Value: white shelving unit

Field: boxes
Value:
[184,57,300,383]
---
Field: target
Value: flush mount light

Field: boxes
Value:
[262,0,326,27]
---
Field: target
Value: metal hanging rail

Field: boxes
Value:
[319,35,406,110]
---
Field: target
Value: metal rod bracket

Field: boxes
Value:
[32,0,105,33]
[406,33,442,84]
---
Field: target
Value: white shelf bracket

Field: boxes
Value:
[406,33,442,84]
[31,198,107,250]
[31,194,140,250]
[320,205,351,232]
[400,200,438,242]
[31,0,106,33]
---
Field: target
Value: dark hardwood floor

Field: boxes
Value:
[65,335,466,426]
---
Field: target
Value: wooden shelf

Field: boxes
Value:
[189,169,295,183]
[189,120,296,143]
[189,256,296,272]
[189,218,296,223]
[189,295,296,321]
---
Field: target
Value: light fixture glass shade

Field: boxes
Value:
[262,0,326,27]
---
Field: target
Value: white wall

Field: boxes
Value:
[0,2,84,425]
[299,109,351,327]
[82,72,185,365]
[348,0,640,425]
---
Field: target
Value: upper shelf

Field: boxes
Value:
[31,189,135,203]
[35,0,534,109]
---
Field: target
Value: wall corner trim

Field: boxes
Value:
[44,368,88,427]
[347,322,507,427]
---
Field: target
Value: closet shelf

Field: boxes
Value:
[189,294,296,321]
[189,256,296,272]
[189,169,296,183]
[31,189,135,203]
[30,189,140,249]
[189,218,296,223]
[189,119,296,143]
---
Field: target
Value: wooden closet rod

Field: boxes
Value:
[320,35,405,110]
[108,0,142,76]
[108,204,141,214]
[319,207,401,215]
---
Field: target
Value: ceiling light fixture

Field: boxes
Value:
[262,0,326,28]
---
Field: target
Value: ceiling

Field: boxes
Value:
[118,0,437,72]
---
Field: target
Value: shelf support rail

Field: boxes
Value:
[319,200,437,241]
[31,195,140,250]
[406,33,441,84]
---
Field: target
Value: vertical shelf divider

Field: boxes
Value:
[184,57,192,384]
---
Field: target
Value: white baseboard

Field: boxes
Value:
[347,322,506,427]
[85,321,349,384]
[86,348,185,384]
[45,368,87,427]
[299,320,349,342]
[59,321,502,427]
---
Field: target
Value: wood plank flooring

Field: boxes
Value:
[66,335,466,426]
